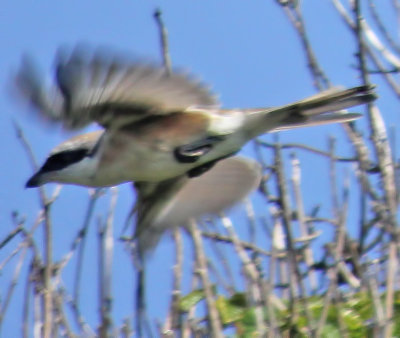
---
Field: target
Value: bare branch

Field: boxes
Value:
[189,220,223,337]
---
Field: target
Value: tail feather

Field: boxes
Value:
[274,85,376,118]
[290,85,376,116]
[271,112,361,132]
[245,85,376,136]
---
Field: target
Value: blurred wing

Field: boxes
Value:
[15,46,218,130]
[134,156,262,255]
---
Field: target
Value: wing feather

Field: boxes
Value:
[15,46,219,130]
[133,156,261,255]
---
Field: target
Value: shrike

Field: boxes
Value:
[15,46,376,253]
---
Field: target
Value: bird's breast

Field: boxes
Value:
[96,112,212,183]
[92,111,249,185]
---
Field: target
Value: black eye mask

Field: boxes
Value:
[41,148,89,172]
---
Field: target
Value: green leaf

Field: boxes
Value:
[216,296,245,324]
[341,306,364,332]
[239,308,257,335]
[178,289,205,312]
[320,323,341,338]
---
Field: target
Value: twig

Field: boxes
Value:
[182,264,201,338]
[245,198,257,245]
[368,262,385,331]
[332,0,400,96]
[258,140,360,161]
[219,215,266,335]
[354,3,398,336]
[73,189,102,307]
[163,228,183,334]
[201,231,271,256]
[154,8,172,74]
[266,244,279,337]
[290,153,317,293]
[64,289,96,337]
[273,143,315,334]
[98,187,117,337]
[368,0,400,54]
[280,5,330,89]
[203,221,236,294]
[13,121,53,338]
[0,243,29,327]
[189,220,223,337]
[53,291,75,338]
[0,222,23,250]
[22,262,32,338]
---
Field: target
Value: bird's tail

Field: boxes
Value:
[245,85,376,136]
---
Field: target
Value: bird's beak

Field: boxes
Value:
[25,172,42,188]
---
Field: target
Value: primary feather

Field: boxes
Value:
[16,46,219,130]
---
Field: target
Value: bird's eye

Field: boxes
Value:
[41,149,89,172]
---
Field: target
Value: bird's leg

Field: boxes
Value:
[174,135,226,163]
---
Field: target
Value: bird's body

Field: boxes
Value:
[15,46,376,253]
[30,109,247,186]
[23,96,369,188]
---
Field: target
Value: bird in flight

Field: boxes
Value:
[15,46,376,253]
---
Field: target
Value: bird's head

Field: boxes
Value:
[26,131,103,188]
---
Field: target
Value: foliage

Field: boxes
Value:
[178,290,400,337]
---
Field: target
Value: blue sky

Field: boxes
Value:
[1,1,398,335]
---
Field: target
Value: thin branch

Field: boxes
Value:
[290,153,318,293]
[154,8,172,74]
[354,3,398,336]
[280,5,330,89]
[368,0,400,54]
[0,243,29,326]
[257,140,360,162]
[201,231,272,256]
[13,121,54,338]
[98,188,117,337]
[189,220,223,337]
[0,221,23,250]
[73,189,102,306]
[163,228,183,334]
[203,222,236,294]
[219,215,267,335]
[274,143,315,334]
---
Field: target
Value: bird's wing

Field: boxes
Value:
[15,46,219,130]
[133,156,262,256]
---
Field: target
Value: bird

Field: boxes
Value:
[15,46,376,253]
